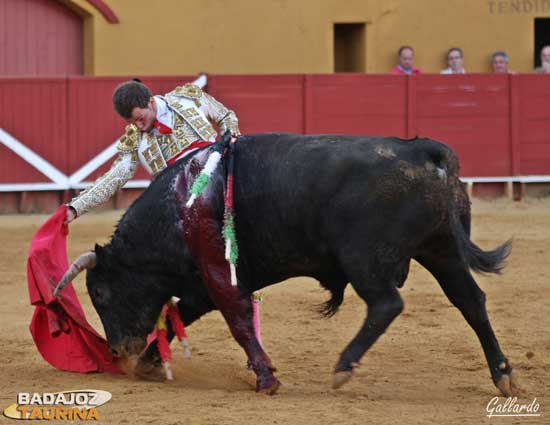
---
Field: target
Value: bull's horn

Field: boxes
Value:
[53,252,97,297]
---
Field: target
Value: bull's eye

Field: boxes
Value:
[93,287,105,303]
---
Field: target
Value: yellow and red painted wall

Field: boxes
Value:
[4,0,550,76]
[1,1,550,211]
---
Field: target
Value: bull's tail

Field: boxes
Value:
[446,180,512,275]
[423,139,512,275]
[317,281,347,318]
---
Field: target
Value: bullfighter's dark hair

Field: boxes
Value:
[112,80,152,119]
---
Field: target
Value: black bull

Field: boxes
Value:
[59,133,518,396]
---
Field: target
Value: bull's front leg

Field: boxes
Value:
[203,270,279,394]
[182,200,279,394]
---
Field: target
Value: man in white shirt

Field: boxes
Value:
[491,51,516,74]
[534,45,550,73]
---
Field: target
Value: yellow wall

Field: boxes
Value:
[66,0,550,75]
[374,0,542,73]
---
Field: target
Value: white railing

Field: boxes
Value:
[0,75,208,192]
[461,176,550,199]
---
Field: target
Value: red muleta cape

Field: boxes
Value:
[27,205,120,373]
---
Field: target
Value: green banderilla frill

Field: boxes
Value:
[223,213,239,264]
[190,172,210,197]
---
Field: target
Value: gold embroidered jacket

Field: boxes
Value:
[69,84,239,217]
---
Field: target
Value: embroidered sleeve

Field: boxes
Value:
[171,83,240,136]
[69,152,138,217]
[69,125,140,217]
[200,91,240,136]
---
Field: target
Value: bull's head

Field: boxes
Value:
[54,244,170,359]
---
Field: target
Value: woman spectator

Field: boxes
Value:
[441,48,466,74]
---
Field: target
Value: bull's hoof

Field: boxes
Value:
[332,371,353,389]
[134,361,166,382]
[256,376,281,395]
[495,370,522,397]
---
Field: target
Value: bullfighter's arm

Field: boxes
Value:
[172,83,240,135]
[200,91,240,135]
[69,126,139,217]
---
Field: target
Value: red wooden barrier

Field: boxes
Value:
[304,74,407,137]
[0,78,69,181]
[2,74,550,212]
[515,75,550,174]
[208,75,305,134]
[412,74,511,177]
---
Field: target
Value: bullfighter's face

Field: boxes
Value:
[127,97,157,133]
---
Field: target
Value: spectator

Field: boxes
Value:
[391,46,422,75]
[534,45,550,73]
[491,51,516,74]
[441,48,466,74]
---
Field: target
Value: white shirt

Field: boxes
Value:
[153,96,173,133]
[440,68,466,74]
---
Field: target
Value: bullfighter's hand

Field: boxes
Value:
[65,207,77,225]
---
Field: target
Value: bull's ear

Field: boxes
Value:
[94,244,104,261]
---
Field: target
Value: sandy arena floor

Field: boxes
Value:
[0,199,548,424]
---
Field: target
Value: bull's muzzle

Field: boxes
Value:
[109,336,147,358]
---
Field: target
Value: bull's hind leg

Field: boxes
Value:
[416,252,520,396]
[333,260,404,389]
